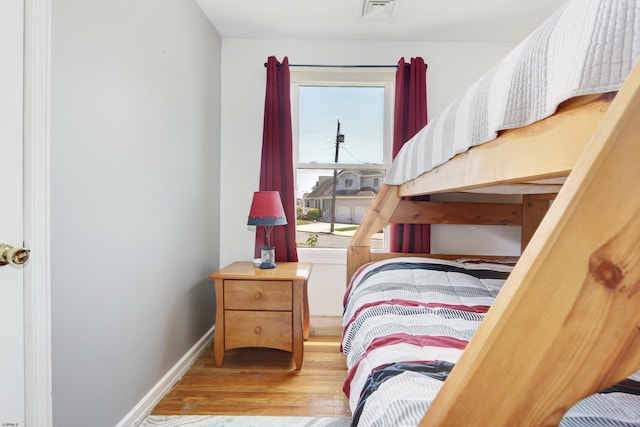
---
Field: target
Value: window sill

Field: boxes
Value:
[297,247,346,265]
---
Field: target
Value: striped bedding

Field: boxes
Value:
[384,0,640,186]
[341,257,640,426]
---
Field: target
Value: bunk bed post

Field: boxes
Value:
[420,61,640,427]
[347,184,401,284]
[521,194,553,251]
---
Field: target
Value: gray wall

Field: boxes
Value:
[50,1,221,425]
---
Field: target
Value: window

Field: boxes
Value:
[291,68,395,249]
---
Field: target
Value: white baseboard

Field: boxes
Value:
[116,326,215,427]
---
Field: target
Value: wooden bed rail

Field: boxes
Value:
[399,93,614,197]
[421,60,640,426]
[346,188,552,283]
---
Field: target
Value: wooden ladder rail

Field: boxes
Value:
[421,62,640,426]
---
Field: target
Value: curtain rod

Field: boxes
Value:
[263,63,398,69]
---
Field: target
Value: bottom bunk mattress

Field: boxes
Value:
[341,257,640,426]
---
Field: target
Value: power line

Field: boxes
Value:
[340,145,364,163]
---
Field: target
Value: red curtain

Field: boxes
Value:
[389,57,430,253]
[255,56,299,262]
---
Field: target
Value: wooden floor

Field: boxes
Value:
[151,318,351,418]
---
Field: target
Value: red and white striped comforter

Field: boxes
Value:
[342,257,640,426]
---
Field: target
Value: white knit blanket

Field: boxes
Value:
[385,0,640,186]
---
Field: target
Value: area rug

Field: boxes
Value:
[139,415,351,427]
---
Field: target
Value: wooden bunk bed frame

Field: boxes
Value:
[346,61,640,426]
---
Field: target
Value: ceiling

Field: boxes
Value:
[196,0,568,43]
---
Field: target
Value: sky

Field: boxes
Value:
[296,85,385,198]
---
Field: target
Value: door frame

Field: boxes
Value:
[23,0,53,425]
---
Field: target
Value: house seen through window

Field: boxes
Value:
[291,68,395,249]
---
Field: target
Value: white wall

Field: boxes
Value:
[50,1,221,425]
[220,39,517,315]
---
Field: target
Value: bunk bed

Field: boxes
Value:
[342,0,640,425]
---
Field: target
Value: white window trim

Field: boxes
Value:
[297,227,392,265]
[297,247,345,265]
[291,68,395,171]
[291,68,395,260]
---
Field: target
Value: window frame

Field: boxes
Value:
[290,67,395,260]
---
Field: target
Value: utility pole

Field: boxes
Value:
[330,120,344,233]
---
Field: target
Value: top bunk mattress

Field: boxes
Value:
[384,0,640,186]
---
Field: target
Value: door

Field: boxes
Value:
[0,0,26,425]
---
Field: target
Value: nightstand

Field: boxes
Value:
[210,261,312,369]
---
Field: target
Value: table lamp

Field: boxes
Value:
[247,191,288,269]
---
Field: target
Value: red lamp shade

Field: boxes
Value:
[247,191,288,227]
[248,191,287,268]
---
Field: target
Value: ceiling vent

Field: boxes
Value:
[359,0,399,22]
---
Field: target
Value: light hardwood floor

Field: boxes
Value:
[151,317,351,418]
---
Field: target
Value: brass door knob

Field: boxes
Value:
[0,243,30,267]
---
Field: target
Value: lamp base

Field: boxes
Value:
[259,261,277,269]
[259,246,276,269]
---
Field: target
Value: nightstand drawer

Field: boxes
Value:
[224,280,292,311]
[224,310,293,351]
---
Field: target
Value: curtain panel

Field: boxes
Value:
[255,56,299,262]
[389,57,431,253]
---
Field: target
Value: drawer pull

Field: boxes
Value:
[254,326,262,334]
[254,292,262,300]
